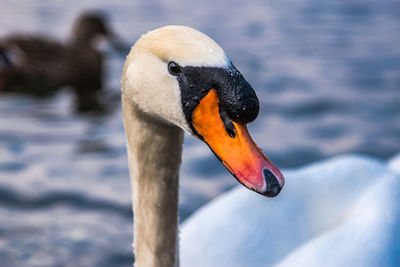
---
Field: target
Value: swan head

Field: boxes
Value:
[122,25,284,197]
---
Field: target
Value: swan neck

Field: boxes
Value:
[122,97,183,267]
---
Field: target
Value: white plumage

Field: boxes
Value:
[181,154,400,267]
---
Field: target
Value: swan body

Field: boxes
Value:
[181,154,400,267]
[121,26,284,266]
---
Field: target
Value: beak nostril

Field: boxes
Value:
[218,103,236,138]
[262,169,282,197]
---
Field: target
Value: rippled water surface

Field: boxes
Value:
[0,0,399,266]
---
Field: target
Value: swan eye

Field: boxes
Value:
[168,62,181,75]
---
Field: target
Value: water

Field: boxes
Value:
[0,0,399,266]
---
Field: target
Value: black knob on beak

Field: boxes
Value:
[217,65,259,124]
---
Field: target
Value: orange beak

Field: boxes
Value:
[192,89,284,197]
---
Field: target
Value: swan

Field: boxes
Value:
[121,25,285,267]
[0,11,125,111]
[181,154,400,267]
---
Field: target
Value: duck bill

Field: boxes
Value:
[192,89,284,197]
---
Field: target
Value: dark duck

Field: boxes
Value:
[0,11,125,111]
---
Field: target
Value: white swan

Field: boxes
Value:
[181,154,400,267]
[121,26,285,267]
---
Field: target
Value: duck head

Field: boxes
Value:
[122,26,284,197]
[71,11,126,52]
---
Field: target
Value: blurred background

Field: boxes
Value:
[0,0,399,266]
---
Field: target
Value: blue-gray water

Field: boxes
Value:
[0,0,399,266]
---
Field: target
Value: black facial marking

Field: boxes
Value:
[175,64,259,137]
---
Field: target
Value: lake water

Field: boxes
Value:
[0,0,399,266]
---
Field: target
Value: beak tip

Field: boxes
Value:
[262,168,283,197]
